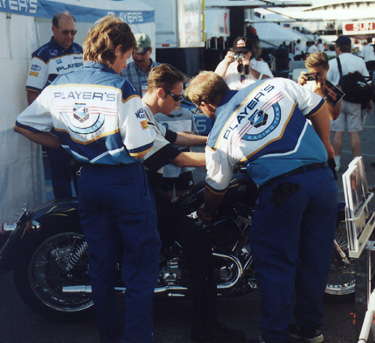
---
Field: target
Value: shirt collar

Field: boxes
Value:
[219,90,237,107]
[50,37,74,53]
[83,61,117,74]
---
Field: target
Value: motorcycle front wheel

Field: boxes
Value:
[325,217,355,301]
[13,226,94,321]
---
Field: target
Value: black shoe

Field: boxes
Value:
[289,324,324,343]
[371,162,375,168]
[191,320,247,343]
[247,336,266,343]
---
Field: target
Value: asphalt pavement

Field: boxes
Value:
[2,109,375,343]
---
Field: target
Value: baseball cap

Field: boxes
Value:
[134,33,151,54]
[232,37,253,53]
[334,35,351,46]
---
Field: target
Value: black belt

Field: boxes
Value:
[271,162,327,183]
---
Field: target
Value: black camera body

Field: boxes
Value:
[305,73,318,81]
[234,53,244,63]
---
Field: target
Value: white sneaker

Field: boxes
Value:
[335,162,340,172]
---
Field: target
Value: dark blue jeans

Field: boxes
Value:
[46,147,78,198]
[250,167,338,343]
[78,163,161,343]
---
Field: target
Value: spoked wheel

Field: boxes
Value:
[13,228,94,321]
[325,219,355,301]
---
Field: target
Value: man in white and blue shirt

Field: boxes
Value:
[185,72,337,343]
[25,12,84,199]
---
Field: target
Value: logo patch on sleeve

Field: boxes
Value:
[140,120,149,130]
[29,71,39,77]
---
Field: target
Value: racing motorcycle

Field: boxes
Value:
[0,169,352,322]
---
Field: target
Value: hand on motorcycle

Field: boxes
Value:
[197,203,214,222]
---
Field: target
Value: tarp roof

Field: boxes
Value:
[0,0,154,24]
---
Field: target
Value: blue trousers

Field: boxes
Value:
[250,167,337,343]
[46,146,78,198]
[78,163,161,343]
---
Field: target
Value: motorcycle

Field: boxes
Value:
[0,169,352,322]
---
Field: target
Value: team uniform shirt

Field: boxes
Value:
[120,60,160,97]
[205,77,327,192]
[155,108,199,178]
[217,59,273,91]
[26,37,83,93]
[142,103,180,174]
[327,52,369,85]
[16,62,154,165]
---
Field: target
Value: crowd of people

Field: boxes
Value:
[13,10,375,343]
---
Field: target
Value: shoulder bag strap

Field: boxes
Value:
[336,56,343,77]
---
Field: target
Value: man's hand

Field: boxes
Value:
[197,203,213,222]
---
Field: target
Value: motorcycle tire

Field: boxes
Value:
[325,215,355,302]
[13,225,95,321]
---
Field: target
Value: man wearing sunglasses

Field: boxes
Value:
[141,64,246,343]
[120,33,159,97]
[25,11,83,200]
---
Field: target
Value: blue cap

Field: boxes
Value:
[335,35,351,46]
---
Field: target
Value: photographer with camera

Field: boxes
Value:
[298,52,342,121]
[215,37,273,90]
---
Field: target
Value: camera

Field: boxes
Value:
[234,53,243,63]
[305,73,318,81]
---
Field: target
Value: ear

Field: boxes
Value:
[157,87,165,99]
[114,45,123,57]
[149,47,153,55]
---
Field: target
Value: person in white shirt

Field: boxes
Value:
[327,35,373,172]
[294,39,305,60]
[215,36,273,91]
[360,37,375,62]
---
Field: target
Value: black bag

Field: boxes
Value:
[337,56,374,105]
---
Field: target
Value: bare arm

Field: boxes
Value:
[171,151,206,167]
[175,132,207,146]
[214,51,235,77]
[197,187,226,222]
[309,105,335,160]
[14,126,61,149]
[27,90,40,105]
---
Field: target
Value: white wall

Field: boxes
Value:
[0,13,46,223]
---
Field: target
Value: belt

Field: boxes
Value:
[271,162,327,183]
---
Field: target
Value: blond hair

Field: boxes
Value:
[185,71,229,107]
[305,52,329,70]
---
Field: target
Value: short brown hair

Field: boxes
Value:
[185,71,229,107]
[83,16,136,69]
[336,44,351,53]
[147,64,187,93]
[305,52,329,70]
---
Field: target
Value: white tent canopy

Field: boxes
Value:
[0,0,155,223]
[254,22,308,47]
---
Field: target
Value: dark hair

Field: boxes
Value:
[83,16,136,69]
[52,12,76,27]
[147,64,187,93]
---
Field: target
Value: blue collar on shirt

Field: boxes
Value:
[49,37,75,53]
[218,90,237,107]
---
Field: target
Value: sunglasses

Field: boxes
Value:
[163,88,183,102]
[60,29,77,36]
